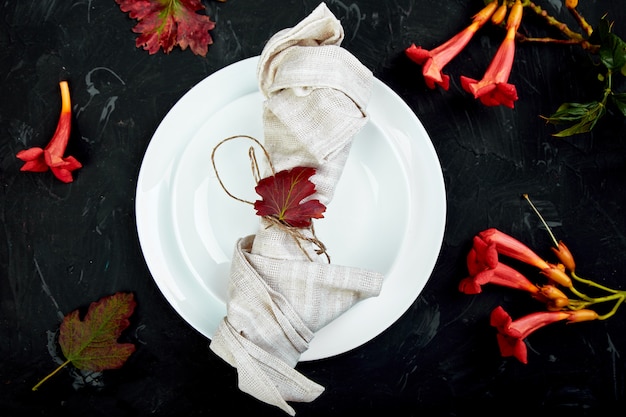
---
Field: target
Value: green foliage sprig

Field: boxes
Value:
[540,18,626,136]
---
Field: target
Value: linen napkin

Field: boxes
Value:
[209,3,384,415]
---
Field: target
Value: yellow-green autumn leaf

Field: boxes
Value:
[32,292,136,391]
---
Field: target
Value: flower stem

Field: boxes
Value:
[567,4,593,37]
[601,70,613,106]
[596,294,625,320]
[522,194,559,247]
[568,284,596,302]
[566,289,626,319]
[32,359,71,391]
[521,0,598,52]
[572,271,621,294]
[525,1,585,42]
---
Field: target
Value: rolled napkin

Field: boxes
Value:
[209,3,384,415]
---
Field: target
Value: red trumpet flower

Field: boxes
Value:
[405,1,497,90]
[460,196,623,364]
[460,234,539,295]
[490,306,598,364]
[475,228,573,288]
[460,231,570,309]
[461,0,523,108]
[475,228,550,271]
[16,81,82,183]
[459,262,539,295]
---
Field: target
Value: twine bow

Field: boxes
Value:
[211,135,329,262]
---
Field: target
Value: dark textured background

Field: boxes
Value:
[2,1,626,416]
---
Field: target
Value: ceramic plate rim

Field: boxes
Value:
[135,56,446,361]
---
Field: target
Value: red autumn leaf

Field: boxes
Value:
[32,292,136,391]
[254,166,326,228]
[115,0,216,56]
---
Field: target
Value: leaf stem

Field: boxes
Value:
[32,359,71,391]
[602,70,613,105]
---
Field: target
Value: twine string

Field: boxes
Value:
[211,134,274,205]
[211,135,330,263]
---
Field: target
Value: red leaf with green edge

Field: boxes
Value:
[60,292,136,371]
[254,166,326,228]
[32,292,136,391]
[115,0,216,56]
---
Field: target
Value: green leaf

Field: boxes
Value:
[597,19,626,71]
[545,102,597,121]
[542,101,606,137]
[611,92,626,117]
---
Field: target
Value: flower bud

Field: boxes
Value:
[541,264,573,288]
[567,309,598,323]
[473,1,499,25]
[551,241,576,272]
[538,284,567,299]
[547,297,570,311]
[533,284,569,310]
[491,3,508,25]
[506,0,523,31]
[565,0,578,9]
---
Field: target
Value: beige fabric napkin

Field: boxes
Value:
[209,3,384,415]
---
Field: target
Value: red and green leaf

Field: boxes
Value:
[115,0,216,56]
[32,292,136,391]
[254,166,326,228]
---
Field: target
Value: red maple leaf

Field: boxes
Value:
[115,0,216,56]
[254,166,326,228]
[32,292,137,391]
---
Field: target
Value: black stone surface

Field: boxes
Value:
[2,1,626,416]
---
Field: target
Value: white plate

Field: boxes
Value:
[135,56,446,361]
